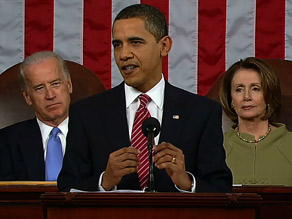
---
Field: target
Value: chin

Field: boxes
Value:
[124,79,138,88]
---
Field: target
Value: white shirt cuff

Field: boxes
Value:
[98,171,117,191]
[99,171,195,192]
[174,171,196,193]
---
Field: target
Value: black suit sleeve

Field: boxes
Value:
[193,102,232,192]
[0,128,15,180]
[57,106,100,192]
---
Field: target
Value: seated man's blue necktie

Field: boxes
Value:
[46,127,63,181]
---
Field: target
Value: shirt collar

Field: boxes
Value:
[125,75,165,109]
[37,117,69,141]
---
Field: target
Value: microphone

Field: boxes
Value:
[141,117,161,192]
[142,117,160,138]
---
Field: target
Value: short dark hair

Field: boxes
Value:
[114,4,168,42]
[219,57,282,124]
[19,51,70,91]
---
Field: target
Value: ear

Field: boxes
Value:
[67,76,73,94]
[22,90,33,106]
[160,36,172,57]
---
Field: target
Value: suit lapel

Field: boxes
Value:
[18,119,45,180]
[101,83,141,189]
[102,83,131,150]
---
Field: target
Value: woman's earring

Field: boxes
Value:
[231,102,234,108]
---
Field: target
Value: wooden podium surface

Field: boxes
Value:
[41,192,262,219]
[233,186,292,219]
[0,182,57,219]
[1,184,292,219]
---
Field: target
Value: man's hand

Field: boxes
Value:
[102,146,140,190]
[153,142,192,191]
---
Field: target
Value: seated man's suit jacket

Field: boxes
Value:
[58,82,232,192]
[0,119,45,180]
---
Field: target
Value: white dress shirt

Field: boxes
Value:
[125,76,164,145]
[99,76,195,192]
[37,117,69,160]
[126,76,195,192]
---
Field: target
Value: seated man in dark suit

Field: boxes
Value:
[0,51,72,181]
[58,4,232,192]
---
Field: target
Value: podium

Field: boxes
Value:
[41,192,261,219]
[2,183,292,219]
[0,182,57,219]
[233,186,292,219]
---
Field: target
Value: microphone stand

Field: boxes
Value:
[142,117,160,193]
[147,130,155,193]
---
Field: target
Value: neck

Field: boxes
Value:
[237,119,269,139]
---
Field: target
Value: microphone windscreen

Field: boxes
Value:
[142,117,161,137]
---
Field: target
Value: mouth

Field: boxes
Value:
[121,64,138,75]
[46,103,61,110]
[241,105,255,110]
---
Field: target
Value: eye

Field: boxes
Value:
[52,82,61,87]
[34,86,44,92]
[235,87,243,93]
[131,40,143,46]
[252,86,261,91]
[112,41,121,48]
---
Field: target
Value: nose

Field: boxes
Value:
[45,87,56,99]
[119,45,134,61]
[243,90,251,101]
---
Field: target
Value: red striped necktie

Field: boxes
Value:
[131,94,151,189]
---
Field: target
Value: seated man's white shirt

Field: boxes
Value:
[37,117,69,160]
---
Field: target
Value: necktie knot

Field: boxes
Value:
[138,94,151,109]
[51,127,60,137]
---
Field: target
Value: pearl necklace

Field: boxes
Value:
[235,125,271,143]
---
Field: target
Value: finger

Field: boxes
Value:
[112,146,140,158]
[154,154,173,165]
[120,159,140,169]
[153,142,180,153]
[154,148,181,163]
[119,166,138,176]
[117,152,140,163]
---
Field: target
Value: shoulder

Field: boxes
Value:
[223,127,237,154]
[1,118,38,140]
[2,118,37,132]
[165,82,221,109]
[271,124,292,163]
[70,83,124,110]
[272,123,292,138]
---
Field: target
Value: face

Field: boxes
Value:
[22,57,73,126]
[231,69,267,122]
[112,18,171,92]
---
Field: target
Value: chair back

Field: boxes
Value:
[0,61,106,129]
[206,59,292,132]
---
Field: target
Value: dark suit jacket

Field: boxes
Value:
[58,82,232,192]
[0,119,46,180]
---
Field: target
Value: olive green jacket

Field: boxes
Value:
[224,123,292,186]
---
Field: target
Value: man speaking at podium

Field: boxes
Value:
[58,4,232,193]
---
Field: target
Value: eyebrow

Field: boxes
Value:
[112,39,120,45]
[128,37,145,41]
[32,84,43,89]
[112,37,145,45]
[233,82,261,86]
[32,79,62,88]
